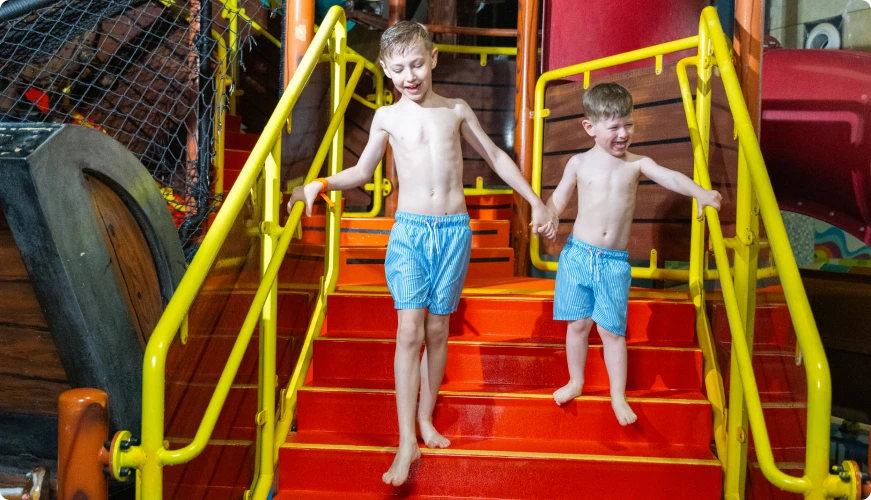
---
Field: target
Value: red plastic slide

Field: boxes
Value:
[761,49,871,245]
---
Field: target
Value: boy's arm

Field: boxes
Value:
[288,108,389,216]
[458,101,556,238]
[639,157,722,218]
[546,155,580,219]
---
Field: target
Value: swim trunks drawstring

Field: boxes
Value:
[424,220,440,259]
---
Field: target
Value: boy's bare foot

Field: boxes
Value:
[418,419,451,448]
[382,441,421,487]
[612,397,637,426]
[553,380,584,405]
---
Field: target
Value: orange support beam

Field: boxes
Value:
[58,389,109,500]
[284,0,315,85]
[512,0,539,277]
[734,0,764,132]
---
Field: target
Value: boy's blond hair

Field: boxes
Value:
[379,21,433,62]
[583,83,634,123]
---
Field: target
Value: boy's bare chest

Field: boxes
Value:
[385,110,462,149]
[577,163,640,191]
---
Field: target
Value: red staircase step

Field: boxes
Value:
[299,216,510,248]
[163,440,253,493]
[749,403,808,463]
[324,293,696,346]
[711,302,797,351]
[278,443,722,498]
[748,464,805,500]
[165,382,262,441]
[224,114,242,133]
[166,335,303,385]
[718,347,808,399]
[225,131,260,151]
[295,387,712,447]
[310,339,704,392]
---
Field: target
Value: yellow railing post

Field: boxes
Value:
[248,139,281,499]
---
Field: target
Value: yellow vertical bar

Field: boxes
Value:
[251,143,279,497]
[326,21,346,293]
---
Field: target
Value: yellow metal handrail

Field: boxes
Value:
[111,7,353,500]
[435,43,517,67]
[528,6,857,499]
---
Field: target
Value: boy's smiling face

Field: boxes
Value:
[583,114,634,157]
[380,41,438,102]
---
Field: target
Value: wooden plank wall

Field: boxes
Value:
[0,211,69,421]
[342,56,517,212]
[540,61,739,262]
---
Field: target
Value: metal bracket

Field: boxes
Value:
[279,388,288,421]
[255,410,267,426]
[742,228,756,245]
[381,178,394,197]
[180,313,189,345]
[539,108,551,119]
[735,426,746,443]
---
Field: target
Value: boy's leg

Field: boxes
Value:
[418,312,451,448]
[554,317,594,404]
[599,326,637,426]
[383,308,425,486]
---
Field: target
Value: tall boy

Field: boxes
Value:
[546,83,721,425]
[288,21,556,486]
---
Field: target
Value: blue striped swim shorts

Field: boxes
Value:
[553,236,632,335]
[384,211,472,315]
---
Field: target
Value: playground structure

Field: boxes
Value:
[1,0,870,499]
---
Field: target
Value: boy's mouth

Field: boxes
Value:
[405,83,422,94]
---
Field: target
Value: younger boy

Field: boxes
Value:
[289,21,556,486]
[545,83,721,425]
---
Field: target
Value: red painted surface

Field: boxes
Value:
[325,293,697,346]
[542,0,707,78]
[311,338,703,392]
[279,446,722,498]
[761,49,871,245]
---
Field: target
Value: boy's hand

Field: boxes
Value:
[287,181,323,217]
[530,204,558,240]
[696,189,722,219]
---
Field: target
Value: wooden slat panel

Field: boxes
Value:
[0,213,68,416]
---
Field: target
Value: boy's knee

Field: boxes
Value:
[425,313,450,340]
[598,327,625,343]
[397,321,425,351]
[567,318,594,336]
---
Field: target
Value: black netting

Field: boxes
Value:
[0,0,272,255]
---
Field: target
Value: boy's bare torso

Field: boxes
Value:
[570,149,644,251]
[380,94,467,216]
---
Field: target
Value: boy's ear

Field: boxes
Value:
[431,47,438,69]
[582,119,596,137]
[379,59,389,75]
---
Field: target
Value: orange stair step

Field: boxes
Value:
[163,440,253,490]
[310,339,704,392]
[300,216,510,248]
[324,293,696,346]
[295,387,712,447]
[278,441,722,498]
[465,193,513,220]
[718,347,807,399]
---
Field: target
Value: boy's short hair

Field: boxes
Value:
[379,21,433,62]
[583,83,634,122]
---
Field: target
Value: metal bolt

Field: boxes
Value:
[119,467,132,478]
[128,436,140,447]
[119,440,131,451]
[104,440,113,451]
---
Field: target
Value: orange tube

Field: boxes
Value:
[58,389,108,500]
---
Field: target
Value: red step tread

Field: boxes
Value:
[166,335,303,385]
[311,339,704,392]
[225,131,260,151]
[325,293,696,346]
[163,441,254,489]
[295,388,712,447]
[165,382,261,440]
[278,444,722,498]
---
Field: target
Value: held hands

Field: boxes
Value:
[287,181,324,217]
[696,189,723,220]
[530,204,558,240]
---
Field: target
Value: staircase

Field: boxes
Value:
[273,206,724,497]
